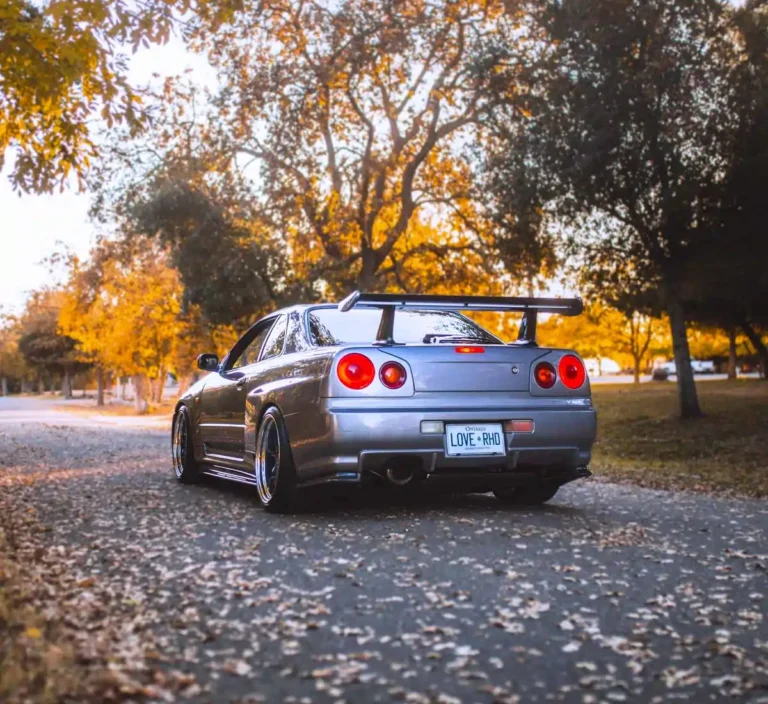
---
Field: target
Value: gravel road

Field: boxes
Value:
[1,398,767,703]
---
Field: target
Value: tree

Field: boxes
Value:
[58,242,119,405]
[537,303,620,366]
[0,0,192,192]
[491,0,743,417]
[182,0,528,294]
[59,239,187,412]
[0,314,29,395]
[612,311,658,384]
[482,152,558,296]
[16,290,88,398]
[688,0,768,379]
[129,177,294,327]
[90,98,312,327]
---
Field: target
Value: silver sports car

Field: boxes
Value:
[172,292,597,512]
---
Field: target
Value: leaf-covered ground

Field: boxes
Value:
[592,380,768,497]
[1,407,767,702]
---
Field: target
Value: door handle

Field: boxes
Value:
[236,378,247,390]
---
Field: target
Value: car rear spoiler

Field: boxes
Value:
[337,291,584,346]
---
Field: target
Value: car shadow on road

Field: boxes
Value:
[311,490,585,519]
[197,474,584,520]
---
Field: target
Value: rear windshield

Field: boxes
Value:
[307,307,501,346]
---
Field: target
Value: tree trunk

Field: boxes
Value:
[37,373,44,394]
[741,321,768,380]
[96,367,105,407]
[727,327,737,380]
[120,378,128,401]
[1,376,8,396]
[154,368,165,404]
[632,356,641,384]
[62,369,73,400]
[356,248,379,291]
[132,374,148,414]
[666,293,701,418]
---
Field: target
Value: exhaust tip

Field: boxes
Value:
[385,465,414,486]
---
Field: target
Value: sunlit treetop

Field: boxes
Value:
[0,0,192,193]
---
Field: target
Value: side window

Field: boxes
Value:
[285,310,310,354]
[231,321,275,369]
[260,315,287,360]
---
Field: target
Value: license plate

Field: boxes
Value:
[444,423,505,457]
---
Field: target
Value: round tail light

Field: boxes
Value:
[380,361,407,389]
[559,354,586,389]
[337,353,375,390]
[534,361,557,389]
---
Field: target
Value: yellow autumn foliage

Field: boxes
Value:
[59,243,188,405]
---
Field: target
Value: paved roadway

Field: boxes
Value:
[1,396,766,702]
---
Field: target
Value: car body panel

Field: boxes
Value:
[384,345,536,393]
[290,396,596,481]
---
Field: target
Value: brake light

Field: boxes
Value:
[559,354,586,389]
[455,346,484,354]
[380,361,407,389]
[337,353,375,390]
[534,361,557,389]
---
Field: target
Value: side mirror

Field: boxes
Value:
[197,353,219,372]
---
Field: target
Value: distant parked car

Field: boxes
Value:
[583,357,621,376]
[659,359,715,376]
[652,367,669,381]
[692,360,716,374]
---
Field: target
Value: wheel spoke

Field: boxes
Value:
[255,416,281,504]
[173,415,186,477]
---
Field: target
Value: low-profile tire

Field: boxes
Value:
[172,406,200,484]
[494,482,559,506]
[255,406,299,513]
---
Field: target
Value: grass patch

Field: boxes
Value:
[592,380,768,496]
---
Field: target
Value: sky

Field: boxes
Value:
[0,37,214,315]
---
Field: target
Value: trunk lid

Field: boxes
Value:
[386,344,543,393]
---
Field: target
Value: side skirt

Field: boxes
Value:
[201,465,257,487]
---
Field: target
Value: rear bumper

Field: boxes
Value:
[286,398,597,486]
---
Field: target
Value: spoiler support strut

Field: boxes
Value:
[517,310,538,346]
[337,291,583,346]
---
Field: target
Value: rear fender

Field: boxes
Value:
[244,350,332,459]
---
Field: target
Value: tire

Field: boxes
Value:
[494,482,559,506]
[172,406,200,483]
[254,406,299,513]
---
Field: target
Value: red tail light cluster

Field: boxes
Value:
[337,353,376,390]
[559,355,586,389]
[337,354,407,390]
[534,356,586,390]
[534,362,557,389]
[380,361,407,389]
